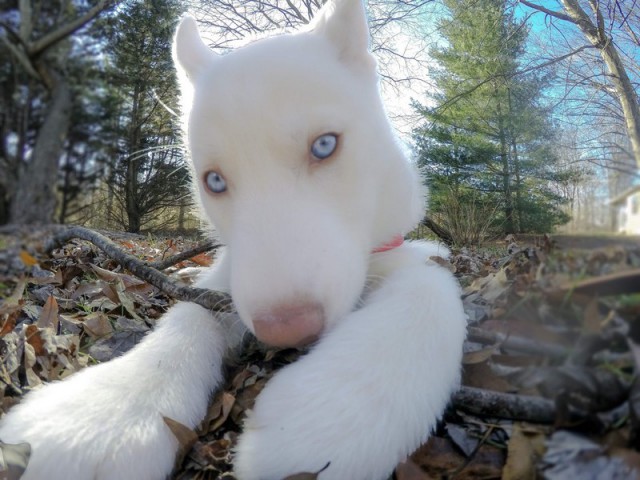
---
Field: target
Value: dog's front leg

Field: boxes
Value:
[0,256,237,480]
[234,241,467,480]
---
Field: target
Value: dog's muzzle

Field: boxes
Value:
[252,301,325,348]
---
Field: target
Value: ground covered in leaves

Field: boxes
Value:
[1,228,640,479]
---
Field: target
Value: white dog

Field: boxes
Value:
[0,1,466,478]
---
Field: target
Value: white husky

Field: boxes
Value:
[0,1,466,478]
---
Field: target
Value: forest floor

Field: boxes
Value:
[0,227,639,479]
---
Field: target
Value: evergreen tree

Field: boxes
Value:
[100,0,190,233]
[414,0,570,239]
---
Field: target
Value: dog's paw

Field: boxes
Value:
[233,352,424,480]
[0,363,179,480]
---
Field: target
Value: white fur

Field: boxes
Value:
[0,1,466,479]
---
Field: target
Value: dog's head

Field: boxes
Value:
[174,0,425,347]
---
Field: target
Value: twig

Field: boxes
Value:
[452,386,581,424]
[151,240,220,271]
[45,226,233,312]
[467,326,569,360]
[422,215,454,246]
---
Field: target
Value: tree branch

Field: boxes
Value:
[150,240,221,271]
[518,0,576,23]
[452,386,584,424]
[0,33,40,80]
[45,226,233,313]
[28,0,117,57]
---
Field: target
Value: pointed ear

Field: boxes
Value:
[310,0,374,69]
[173,15,217,82]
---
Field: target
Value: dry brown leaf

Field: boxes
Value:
[0,311,18,337]
[232,379,268,425]
[163,416,198,470]
[120,240,135,250]
[429,255,455,272]
[24,325,45,356]
[462,362,514,393]
[410,436,466,474]
[203,391,236,432]
[502,423,544,480]
[463,344,500,365]
[36,295,59,330]
[467,268,510,302]
[99,282,119,304]
[19,250,38,267]
[395,459,435,480]
[189,253,213,267]
[0,279,26,316]
[283,462,330,480]
[114,279,143,321]
[82,312,113,338]
[90,265,142,287]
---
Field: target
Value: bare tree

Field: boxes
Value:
[0,0,118,224]
[519,0,640,169]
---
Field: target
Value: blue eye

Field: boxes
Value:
[204,171,227,193]
[311,133,338,160]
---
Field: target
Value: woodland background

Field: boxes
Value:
[0,0,638,244]
[2,2,640,479]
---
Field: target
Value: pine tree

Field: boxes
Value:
[414,0,570,239]
[100,0,190,233]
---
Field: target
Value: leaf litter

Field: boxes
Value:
[1,229,640,479]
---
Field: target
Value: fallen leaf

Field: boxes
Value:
[203,391,236,432]
[114,279,143,321]
[19,250,38,267]
[82,312,113,338]
[0,279,26,316]
[163,416,198,470]
[503,423,544,480]
[189,253,213,266]
[36,295,59,330]
[395,458,434,480]
[463,344,500,365]
[283,462,330,480]
[24,325,45,356]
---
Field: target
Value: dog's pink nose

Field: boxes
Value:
[252,302,325,348]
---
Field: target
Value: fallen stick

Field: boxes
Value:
[45,226,233,312]
[150,240,220,271]
[452,386,575,424]
[466,326,568,360]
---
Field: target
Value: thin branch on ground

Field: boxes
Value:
[452,386,582,424]
[151,240,221,271]
[45,226,233,312]
[467,326,569,360]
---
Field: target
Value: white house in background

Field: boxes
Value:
[610,185,640,234]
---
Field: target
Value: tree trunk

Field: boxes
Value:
[507,89,523,232]
[496,97,514,234]
[559,0,640,168]
[125,83,142,233]
[10,71,71,224]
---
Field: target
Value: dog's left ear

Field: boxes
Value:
[174,15,218,83]
[310,0,375,70]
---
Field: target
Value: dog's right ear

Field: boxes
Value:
[174,16,217,82]
[309,0,375,71]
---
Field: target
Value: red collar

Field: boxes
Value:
[371,235,404,254]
